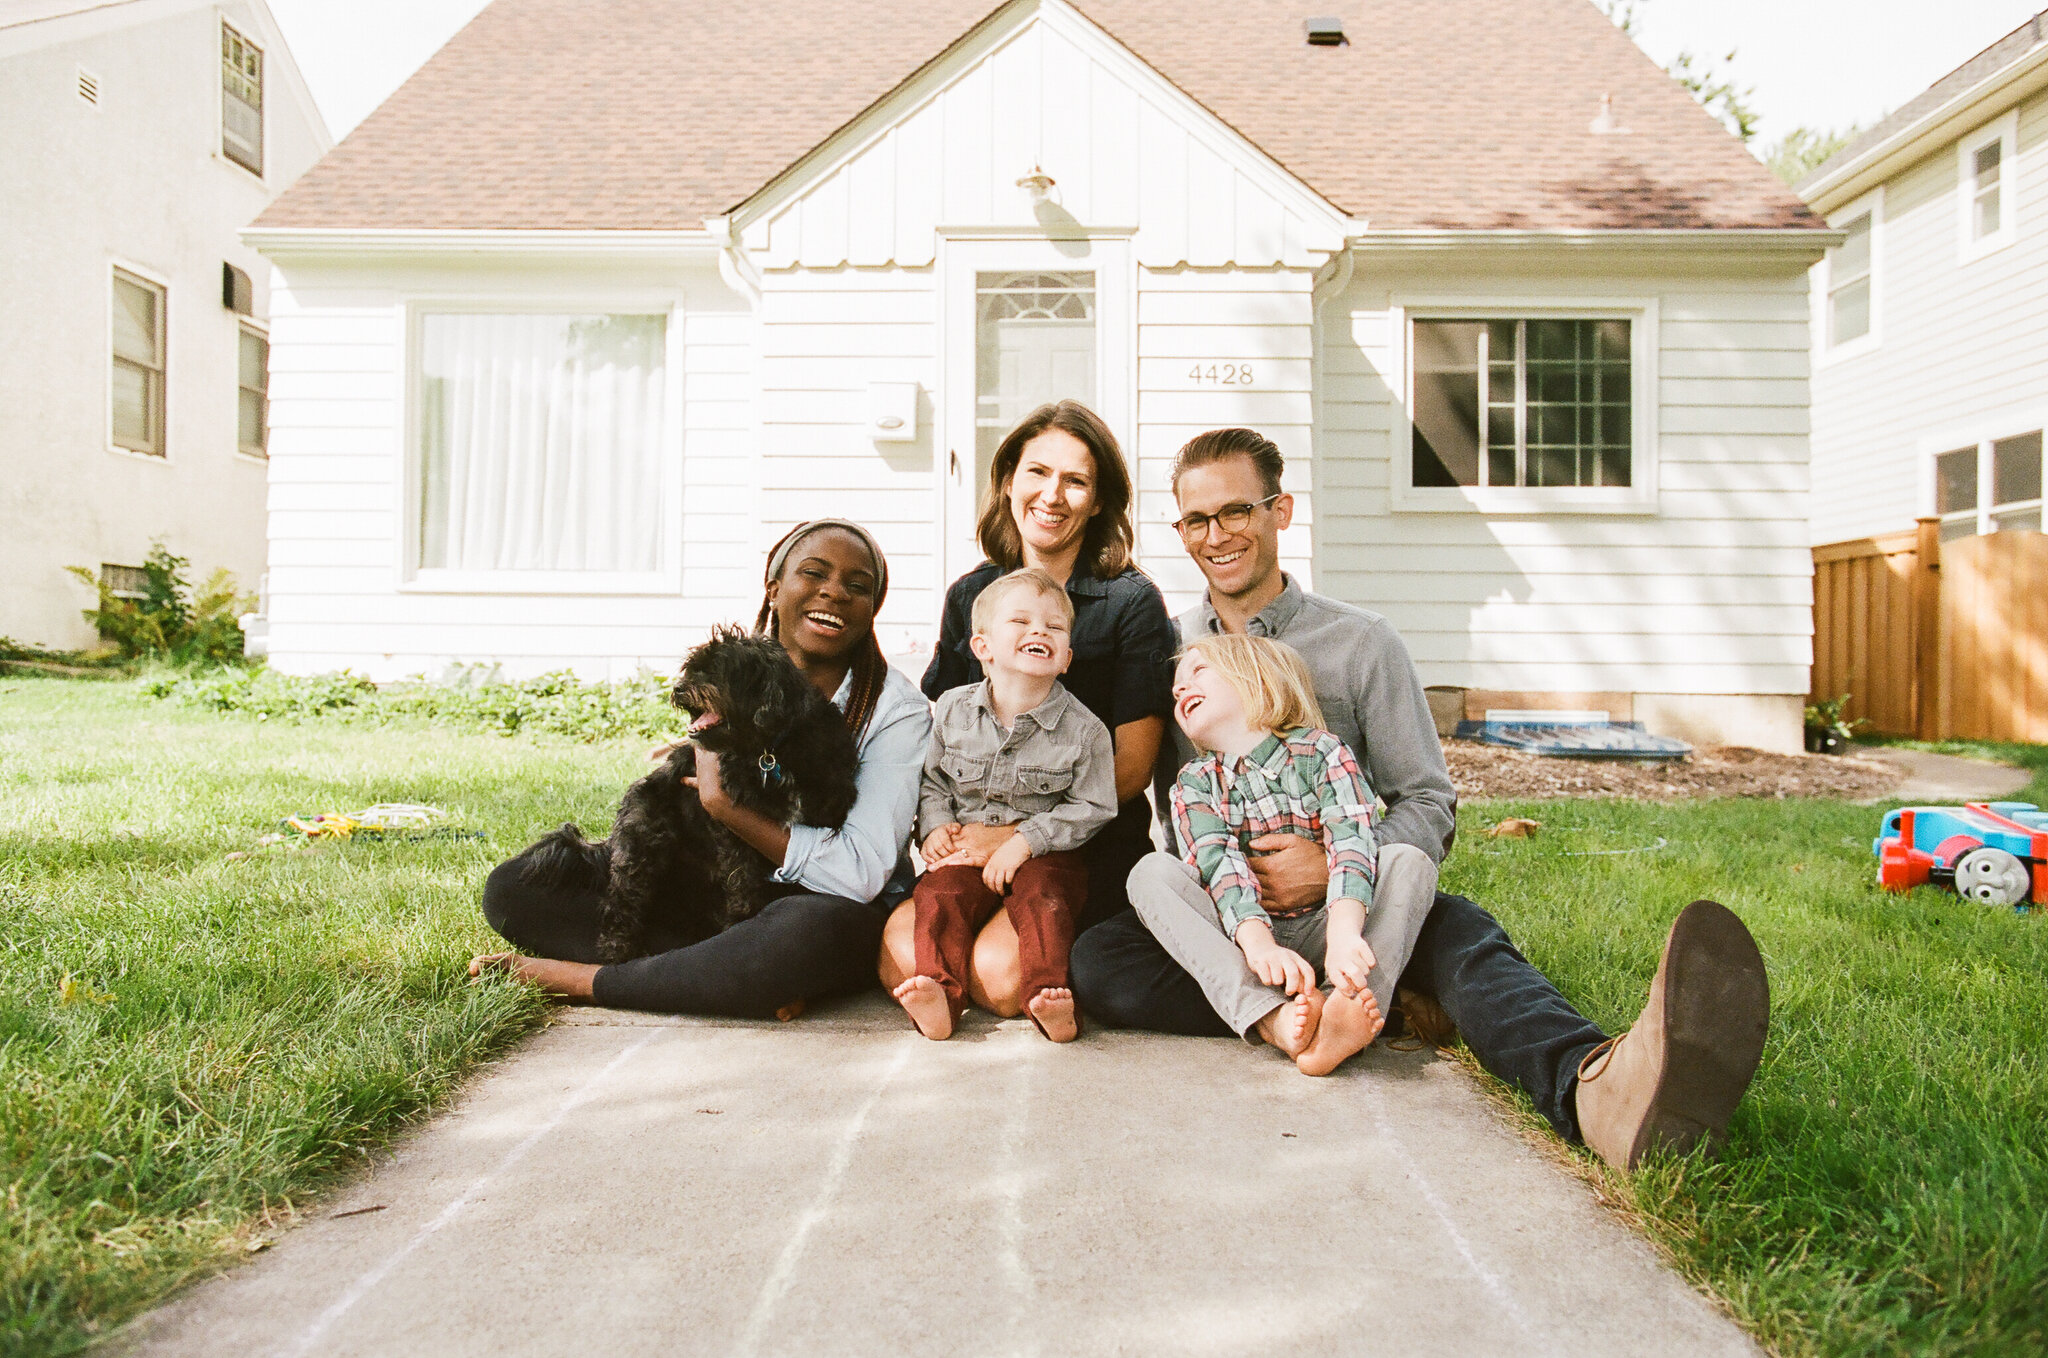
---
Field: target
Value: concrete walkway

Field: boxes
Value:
[1861,747,2032,803]
[113,997,1760,1358]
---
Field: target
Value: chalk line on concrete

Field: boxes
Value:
[734,1035,917,1358]
[277,1027,666,1358]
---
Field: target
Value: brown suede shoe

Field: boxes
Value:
[1573,899,1769,1171]
[1394,986,1458,1049]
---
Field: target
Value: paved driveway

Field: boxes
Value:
[112,996,1761,1357]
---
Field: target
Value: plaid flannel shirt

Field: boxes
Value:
[1170,727,1378,940]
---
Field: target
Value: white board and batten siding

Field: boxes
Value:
[262,256,757,681]
[1320,254,1816,742]
[1809,90,2048,547]
[737,5,1343,641]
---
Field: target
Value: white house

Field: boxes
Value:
[0,0,330,650]
[246,0,1829,752]
[1803,12,2048,550]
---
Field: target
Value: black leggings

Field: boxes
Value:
[480,852,888,1018]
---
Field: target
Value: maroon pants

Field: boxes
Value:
[911,852,1087,1021]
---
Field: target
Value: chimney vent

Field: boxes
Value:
[1305,17,1347,46]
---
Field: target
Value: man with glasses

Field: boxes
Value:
[1070,427,1770,1172]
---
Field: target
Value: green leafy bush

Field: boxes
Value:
[142,666,683,744]
[65,544,251,666]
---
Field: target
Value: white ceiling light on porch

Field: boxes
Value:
[1015,165,1056,200]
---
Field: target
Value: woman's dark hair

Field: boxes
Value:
[753,520,890,742]
[976,400,1135,578]
[1170,427,1286,499]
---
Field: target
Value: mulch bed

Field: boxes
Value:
[1445,740,1905,801]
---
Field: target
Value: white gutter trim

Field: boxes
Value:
[1801,38,2048,212]
[1347,227,1842,253]
[241,227,721,260]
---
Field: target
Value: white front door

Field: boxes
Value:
[939,237,1132,594]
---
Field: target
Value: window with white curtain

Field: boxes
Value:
[416,312,666,574]
[1958,112,2017,260]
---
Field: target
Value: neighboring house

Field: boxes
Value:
[1803,12,2048,548]
[0,0,330,650]
[248,0,1828,751]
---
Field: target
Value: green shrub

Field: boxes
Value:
[141,666,683,744]
[65,544,252,666]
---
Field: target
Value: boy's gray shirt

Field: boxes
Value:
[1157,575,1459,864]
[920,679,1120,858]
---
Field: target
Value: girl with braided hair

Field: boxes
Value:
[472,519,932,1016]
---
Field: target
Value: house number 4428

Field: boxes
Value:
[1188,363,1255,385]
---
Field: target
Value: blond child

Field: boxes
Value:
[1130,634,1398,1075]
[899,568,1118,1041]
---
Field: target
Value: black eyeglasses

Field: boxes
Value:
[1173,493,1281,541]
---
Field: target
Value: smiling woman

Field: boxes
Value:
[471,519,934,1016]
[893,401,1178,1018]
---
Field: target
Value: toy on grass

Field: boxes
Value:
[1873,802,2048,907]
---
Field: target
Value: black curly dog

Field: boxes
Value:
[518,627,861,962]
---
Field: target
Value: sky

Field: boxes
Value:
[268,0,2047,149]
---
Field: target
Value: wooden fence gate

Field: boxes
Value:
[1812,519,2048,741]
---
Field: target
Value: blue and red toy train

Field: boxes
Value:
[1874,802,2048,906]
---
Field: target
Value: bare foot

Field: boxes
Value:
[775,998,806,1022]
[1026,987,1079,1043]
[467,952,598,1002]
[892,975,955,1040]
[1254,987,1325,1058]
[1297,986,1384,1076]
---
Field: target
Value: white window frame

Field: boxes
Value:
[1388,295,1658,515]
[218,16,263,179]
[236,318,269,460]
[399,297,686,595]
[1922,413,2048,539]
[107,259,170,461]
[1817,186,1882,365]
[1958,110,2019,263]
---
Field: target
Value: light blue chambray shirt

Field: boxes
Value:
[772,663,932,906]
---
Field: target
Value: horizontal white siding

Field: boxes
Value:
[754,267,943,659]
[1319,256,1816,697]
[1811,90,2048,545]
[743,14,1343,271]
[261,259,759,682]
[1132,267,1318,613]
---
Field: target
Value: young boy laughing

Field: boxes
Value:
[899,567,1118,1041]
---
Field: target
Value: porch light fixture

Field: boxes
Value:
[1015,165,1055,199]
[1305,17,1346,46]
[1589,93,1631,135]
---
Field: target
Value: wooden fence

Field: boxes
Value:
[1812,520,2048,741]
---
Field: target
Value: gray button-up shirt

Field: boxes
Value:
[919,679,1119,858]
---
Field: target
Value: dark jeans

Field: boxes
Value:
[480,853,887,1019]
[1070,890,1609,1140]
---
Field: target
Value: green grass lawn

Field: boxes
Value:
[4,678,2046,1355]
[0,677,644,1356]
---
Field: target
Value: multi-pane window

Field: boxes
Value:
[110,269,165,455]
[417,312,667,573]
[1936,432,2043,540]
[1828,211,1873,347]
[238,325,269,457]
[1971,140,2003,238]
[1411,318,1631,489]
[1959,115,2018,258]
[221,23,263,175]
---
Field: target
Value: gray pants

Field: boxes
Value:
[1126,844,1439,1041]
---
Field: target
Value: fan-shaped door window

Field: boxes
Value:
[974,272,1095,495]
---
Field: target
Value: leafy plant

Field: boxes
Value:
[1804,692,1867,752]
[142,666,684,745]
[65,543,252,667]
[1766,123,1868,185]
[1600,0,1762,143]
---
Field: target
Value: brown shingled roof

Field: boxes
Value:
[255,0,1818,233]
